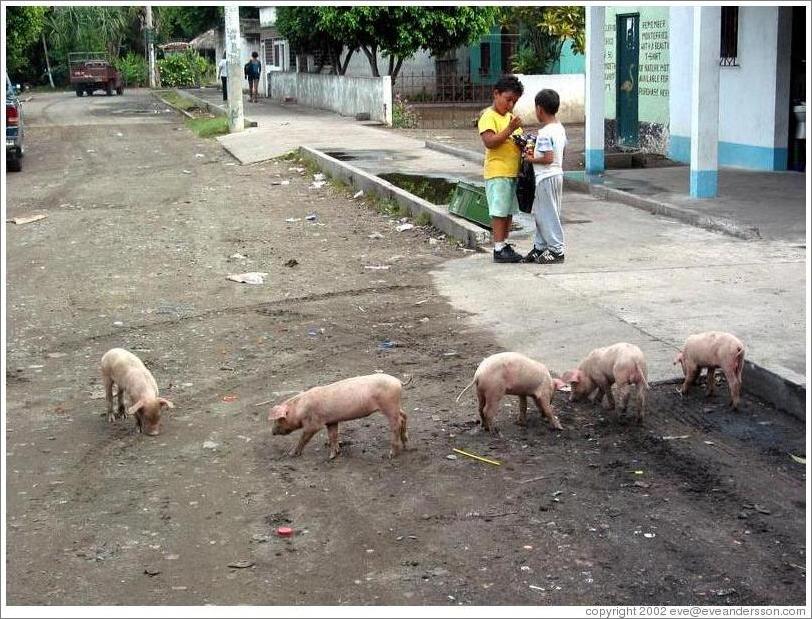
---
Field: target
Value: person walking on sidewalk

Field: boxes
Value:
[244,51,262,103]
[478,75,524,263]
[218,53,228,101]
[522,89,567,264]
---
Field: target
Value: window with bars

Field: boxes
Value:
[720,6,739,66]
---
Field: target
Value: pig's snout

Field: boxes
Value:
[271,422,293,436]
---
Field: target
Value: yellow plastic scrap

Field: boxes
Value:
[452,448,501,466]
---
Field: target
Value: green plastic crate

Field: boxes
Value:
[448,180,491,229]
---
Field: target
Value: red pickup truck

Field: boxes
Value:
[69,52,123,97]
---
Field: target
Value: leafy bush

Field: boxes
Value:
[115,52,147,86]
[157,49,213,88]
[392,92,419,129]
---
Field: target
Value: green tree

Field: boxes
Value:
[501,6,585,74]
[279,6,499,85]
[6,6,47,76]
[155,6,222,42]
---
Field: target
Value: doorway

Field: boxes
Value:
[787,6,805,172]
[616,13,640,148]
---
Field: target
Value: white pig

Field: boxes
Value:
[561,343,649,422]
[674,331,745,409]
[100,348,174,436]
[456,352,566,434]
[268,374,409,460]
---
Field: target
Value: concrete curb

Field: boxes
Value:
[425,140,758,241]
[160,89,259,128]
[742,361,806,421]
[299,147,490,249]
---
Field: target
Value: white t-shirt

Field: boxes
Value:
[218,58,228,78]
[533,122,567,181]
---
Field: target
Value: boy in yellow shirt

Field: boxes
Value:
[478,75,524,263]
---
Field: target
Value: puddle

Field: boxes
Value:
[378,173,458,205]
[323,149,418,163]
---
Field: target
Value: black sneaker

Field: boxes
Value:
[536,249,565,264]
[493,243,523,263]
[522,246,545,263]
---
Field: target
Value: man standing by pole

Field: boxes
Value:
[224,5,244,133]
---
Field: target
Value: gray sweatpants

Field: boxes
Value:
[532,175,564,254]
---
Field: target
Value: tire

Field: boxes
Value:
[86,87,94,96]
[76,87,83,97]
[106,82,113,96]
[7,156,22,172]
[116,85,123,96]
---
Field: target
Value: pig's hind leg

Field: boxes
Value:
[399,410,409,449]
[116,385,126,419]
[517,395,528,426]
[704,367,717,397]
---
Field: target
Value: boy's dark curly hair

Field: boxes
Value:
[493,75,524,97]
[535,89,560,115]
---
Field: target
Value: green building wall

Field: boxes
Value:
[604,6,669,125]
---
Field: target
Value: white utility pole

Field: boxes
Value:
[145,5,157,88]
[42,33,55,89]
[224,5,244,133]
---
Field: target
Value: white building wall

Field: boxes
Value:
[668,7,693,141]
[719,6,781,148]
[512,74,585,124]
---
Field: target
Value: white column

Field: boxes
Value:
[224,5,244,133]
[585,6,606,175]
[690,6,721,198]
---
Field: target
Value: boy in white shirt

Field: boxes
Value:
[522,89,567,264]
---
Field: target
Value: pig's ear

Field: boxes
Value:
[561,370,580,385]
[552,378,569,391]
[127,400,144,416]
[268,406,287,421]
[158,398,174,409]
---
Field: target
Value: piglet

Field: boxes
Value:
[100,348,174,436]
[674,331,745,409]
[561,343,649,422]
[268,374,409,460]
[456,352,566,434]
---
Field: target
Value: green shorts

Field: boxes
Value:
[485,177,519,218]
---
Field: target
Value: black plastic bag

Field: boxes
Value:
[516,159,536,213]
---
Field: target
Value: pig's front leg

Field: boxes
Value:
[399,411,410,449]
[290,427,319,457]
[104,377,115,423]
[679,362,700,396]
[326,423,341,459]
[534,394,563,430]
[721,364,742,410]
[517,395,528,426]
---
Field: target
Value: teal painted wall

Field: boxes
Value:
[469,27,503,85]
[551,39,585,74]
[604,6,669,123]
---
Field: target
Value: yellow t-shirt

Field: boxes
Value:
[478,107,522,179]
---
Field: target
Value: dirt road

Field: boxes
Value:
[4,90,806,606]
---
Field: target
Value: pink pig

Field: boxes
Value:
[456,352,566,434]
[561,343,649,422]
[100,348,174,436]
[268,374,409,460]
[674,331,745,409]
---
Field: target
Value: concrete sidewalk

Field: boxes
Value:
[178,88,808,415]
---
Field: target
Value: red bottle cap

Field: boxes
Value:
[276,527,294,537]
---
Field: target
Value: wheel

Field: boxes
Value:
[116,85,123,96]
[76,87,83,97]
[86,87,94,96]
[106,82,113,96]
[7,156,22,172]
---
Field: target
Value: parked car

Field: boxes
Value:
[6,74,24,172]
[69,52,123,97]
